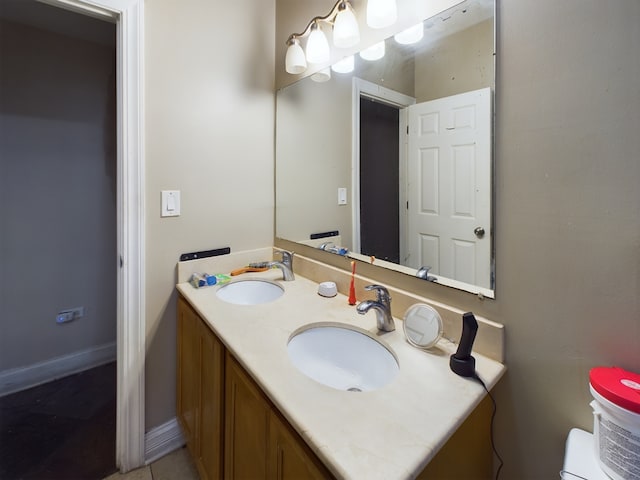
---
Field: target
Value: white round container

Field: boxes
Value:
[317,281,337,297]
[589,367,640,480]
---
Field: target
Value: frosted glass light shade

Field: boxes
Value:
[333,5,360,48]
[285,39,307,74]
[366,0,397,29]
[306,26,330,64]
[311,68,331,83]
[394,23,424,45]
[359,41,385,61]
[331,55,354,73]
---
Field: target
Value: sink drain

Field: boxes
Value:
[347,387,362,392]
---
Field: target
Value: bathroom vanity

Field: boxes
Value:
[175,250,505,479]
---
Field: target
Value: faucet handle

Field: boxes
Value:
[279,250,294,267]
[364,284,391,305]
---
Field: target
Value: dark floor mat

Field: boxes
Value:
[0,362,117,480]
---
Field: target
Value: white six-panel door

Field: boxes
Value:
[405,88,491,288]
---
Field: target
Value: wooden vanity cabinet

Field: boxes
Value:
[268,406,330,480]
[416,394,492,479]
[224,353,269,479]
[178,295,492,480]
[225,351,331,480]
[178,296,329,480]
[177,297,224,480]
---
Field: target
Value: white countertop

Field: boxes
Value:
[177,269,505,479]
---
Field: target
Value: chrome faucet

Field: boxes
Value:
[416,266,437,282]
[318,241,334,251]
[356,285,395,332]
[268,250,295,281]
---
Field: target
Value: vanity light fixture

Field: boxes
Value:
[285,0,360,75]
[333,2,360,48]
[366,0,397,29]
[306,22,330,64]
[394,23,424,45]
[285,38,307,74]
[331,55,355,74]
[359,40,386,61]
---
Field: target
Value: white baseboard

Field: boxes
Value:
[145,417,185,465]
[0,341,117,397]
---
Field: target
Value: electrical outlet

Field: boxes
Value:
[56,307,85,324]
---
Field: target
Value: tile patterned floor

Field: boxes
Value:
[103,447,199,480]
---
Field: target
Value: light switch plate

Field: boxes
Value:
[161,190,180,217]
[338,187,348,205]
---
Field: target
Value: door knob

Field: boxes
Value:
[474,227,485,238]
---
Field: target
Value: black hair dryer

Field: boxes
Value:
[449,312,479,378]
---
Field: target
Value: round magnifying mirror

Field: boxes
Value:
[403,304,443,349]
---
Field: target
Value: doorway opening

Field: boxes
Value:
[359,97,400,263]
[351,78,415,263]
[0,1,117,477]
[0,0,145,473]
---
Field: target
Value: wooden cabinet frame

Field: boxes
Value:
[177,297,224,480]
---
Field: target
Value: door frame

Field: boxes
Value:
[351,78,415,256]
[40,0,145,472]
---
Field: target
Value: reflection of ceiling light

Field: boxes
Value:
[366,0,397,29]
[333,2,360,48]
[285,38,307,74]
[306,22,330,64]
[331,55,354,73]
[311,68,331,82]
[394,23,424,45]
[359,41,385,61]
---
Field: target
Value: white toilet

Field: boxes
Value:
[561,428,609,479]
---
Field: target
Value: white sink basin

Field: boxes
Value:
[287,324,399,392]
[216,279,284,305]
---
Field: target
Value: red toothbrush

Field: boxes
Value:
[348,261,357,305]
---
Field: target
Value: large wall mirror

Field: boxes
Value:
[276,0,495,297]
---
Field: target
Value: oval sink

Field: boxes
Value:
[216,279,284,306]
[287,324,399,392]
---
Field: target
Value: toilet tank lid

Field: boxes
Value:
[590,366,640,414]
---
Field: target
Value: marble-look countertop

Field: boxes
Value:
[177,269,505,479]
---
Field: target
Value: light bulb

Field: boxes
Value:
[333,3,360,48]
[366,0,397,29]
[394,23,424,45]
[285,38,307,74]
[359,41,385,61]
[306,24,330,64]
[331,55,354,74]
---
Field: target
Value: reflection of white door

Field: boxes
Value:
[405,88,491,288]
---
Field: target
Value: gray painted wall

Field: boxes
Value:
[0,20,117,371]
[415,17,494,102]
[492,2,640,477]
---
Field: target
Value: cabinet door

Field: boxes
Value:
[224,352,269,479]
[416,394,492,479]
[177,297,199,452]
[197,320,225,480]
[268,411,331,480]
